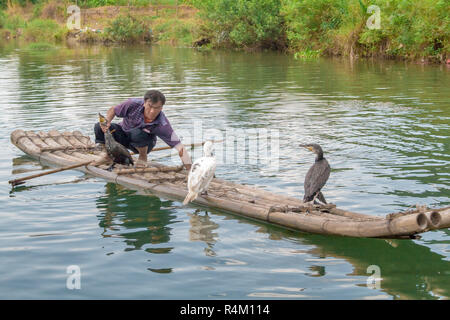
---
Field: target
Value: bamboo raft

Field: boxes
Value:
[10,129,450,239]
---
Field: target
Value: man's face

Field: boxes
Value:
[144,99,163,122]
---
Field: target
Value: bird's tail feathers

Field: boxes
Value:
[183,191,198,206]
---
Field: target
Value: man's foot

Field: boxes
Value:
[135,159,148,168]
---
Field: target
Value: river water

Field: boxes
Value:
[0,43,449,299]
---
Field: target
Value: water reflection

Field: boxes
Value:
[8,155,90,195]
[253,220,450,299]
[95,183,177,272]
[188,210,219,257]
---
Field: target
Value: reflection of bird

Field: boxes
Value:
[300,143,330,204]
[98,113,134,171]
[183,141,216,205]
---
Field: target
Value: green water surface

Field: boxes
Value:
[0,44,449,299]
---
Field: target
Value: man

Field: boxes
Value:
[94,90,192,170]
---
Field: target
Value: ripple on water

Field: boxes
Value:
[0,45,449,299]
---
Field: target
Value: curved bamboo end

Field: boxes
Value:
[10,129,26,145]
[425,211,442,229]
[416,213,428,230]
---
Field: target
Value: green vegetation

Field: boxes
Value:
[0,0,195,45]
[0,0,179,9]
[23,18,61,41]
[150,14,198,45]
[25,41,56,50]
[192,0,449,62]
[0,10,66,41]
[0,11,26,30]
[279,0,449,62]
[0,0,448,62]
[0,1,39,9]
[104,14,152,42]
[191,0,285,50]
[76,0,180,8]
[294,49,322,61]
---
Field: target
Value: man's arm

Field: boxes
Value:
[155,114,192,171]
[106,106,116,123]
[100,106,116,133]
[174,143,192,171]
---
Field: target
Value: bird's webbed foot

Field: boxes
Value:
[200,190,208,196]
[316,191,327,205]
[313,197,327,206]
[107,164,115,172]
[311,191,327,206]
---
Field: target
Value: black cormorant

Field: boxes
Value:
[98,113,134,171]
[300,143,330,204]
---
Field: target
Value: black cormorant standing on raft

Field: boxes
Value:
[98,113,134,171]
[299,143,330,204]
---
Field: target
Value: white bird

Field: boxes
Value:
[183,141,216,205]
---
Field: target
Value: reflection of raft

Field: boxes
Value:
[10,129,450,239]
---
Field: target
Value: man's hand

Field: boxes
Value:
[100,121,111,133]
[176,144,192,172]
[100,106,116,133]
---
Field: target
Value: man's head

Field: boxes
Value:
[143,90,166,122]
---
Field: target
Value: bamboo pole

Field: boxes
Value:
[151,139,223,152]
[330,207,383,220]
[438,208,450,228]
[9,160,93,186]
[36,134,220,153]
[424,211,442,229]
[210,178,305,207]
[115,165,184,175]
[267,210,428,238]
[40,146,98,152]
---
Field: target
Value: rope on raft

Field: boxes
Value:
[39,145,99,152]
[268,203,337,214]
[114,165,185,175]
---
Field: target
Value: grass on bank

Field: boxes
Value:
[0,0,448,62]
[0,0,181,9]
[283,0,449,62]
[191,0,449,62]
[0,0,198,45]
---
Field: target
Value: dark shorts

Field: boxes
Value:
[94,122,157,154]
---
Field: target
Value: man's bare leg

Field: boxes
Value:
[136,146,148,167]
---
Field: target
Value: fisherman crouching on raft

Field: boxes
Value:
[94,89,192,170]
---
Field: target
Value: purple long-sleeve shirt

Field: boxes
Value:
[114,98,181,148]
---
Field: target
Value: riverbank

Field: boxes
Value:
[0,1,200,46]
[0,0,448,64]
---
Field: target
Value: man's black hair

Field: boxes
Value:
[144,90,166,105]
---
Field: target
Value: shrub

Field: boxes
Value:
[281,0,352,51]
[23,18,61,42]
[0,10,5,28]
[192,0,285,49]
[105,14,152,42]
[3,14,26,31]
